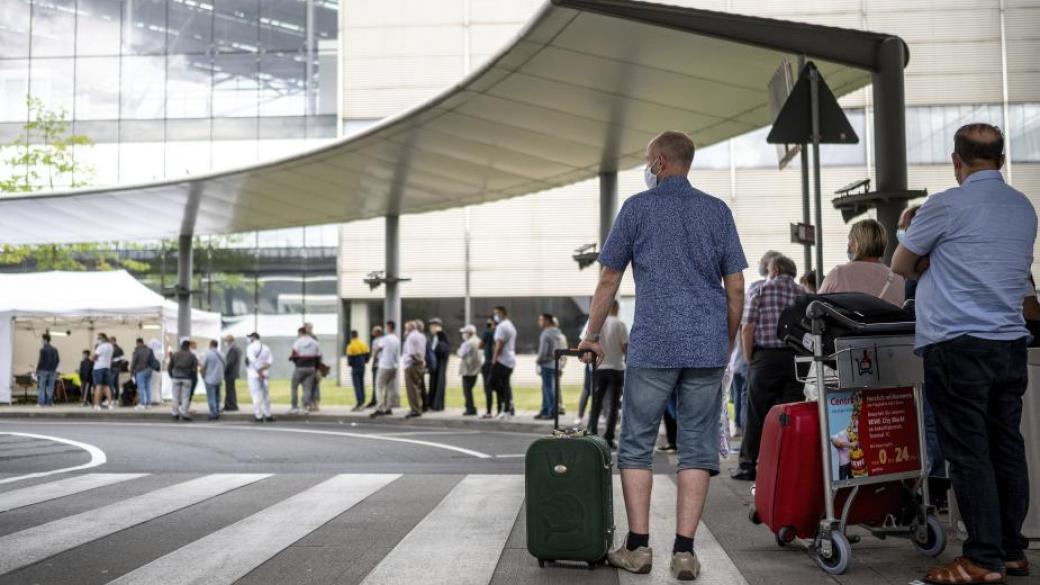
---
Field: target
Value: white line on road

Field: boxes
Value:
[107,473,400,585]
[0,473,269,575]
[360,475,525,585]
[0,473,147,513]
[0,432,107,485]
[613,475,749,585]
[374,430,483,437]
[0,421,493,459]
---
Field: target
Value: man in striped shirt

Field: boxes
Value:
[732,254,805,481]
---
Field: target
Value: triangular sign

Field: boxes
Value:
[767,62,859,145]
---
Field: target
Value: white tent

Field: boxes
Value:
[0,270,221,403]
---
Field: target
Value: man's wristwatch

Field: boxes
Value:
[583,333,600,343]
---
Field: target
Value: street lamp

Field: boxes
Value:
[572,243,599,270]
[363,270,411,291]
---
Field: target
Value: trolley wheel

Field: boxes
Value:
[813,531,852,575]
[749,506,762,525]
[776,526,797,547]
[912,514,947,558]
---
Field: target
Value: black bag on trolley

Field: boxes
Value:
[777,292,915,358]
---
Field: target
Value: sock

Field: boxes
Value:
[626,532,649,551]
[673,534,694,554]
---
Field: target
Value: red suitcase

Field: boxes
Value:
[752,402,906,543]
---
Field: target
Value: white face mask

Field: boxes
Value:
[896,228,906,243]
[493,314,501,324]
[643,164,658,189]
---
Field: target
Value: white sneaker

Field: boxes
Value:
[92,405,101,411]
[134,405,145,411]
[573,417,583,426]
[104,404,113,410]
[35,404,42,409]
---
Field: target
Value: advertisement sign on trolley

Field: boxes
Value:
[826,386,921,485]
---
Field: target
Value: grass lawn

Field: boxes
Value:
[192,378,585,413]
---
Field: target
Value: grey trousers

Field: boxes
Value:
[290,366,316,408]
[376,367,398,412]
[171,378,193,417]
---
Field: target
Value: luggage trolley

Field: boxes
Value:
[803,299,946,574]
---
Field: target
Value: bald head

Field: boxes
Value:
[646,131,695,177]
[953,123,1004,184]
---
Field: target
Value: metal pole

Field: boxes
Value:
[872,38,908,264]
[810,67,824,280]
[463,207,472,327]
[599,171,618,246]
[384,215,401,330]
[798,55,812,276]
[177,234,192,339]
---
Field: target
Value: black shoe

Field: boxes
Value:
[463,410,478,416]
[208,415,219,421]
[180,416,193,422]
[608,440,617,450]
[533,414,547,420]
[224,407,238,412]
[264,416,275,423]
[253,417,263,423]
[730,468,756,481]
[171,414,180,421]
[405,412,421,419]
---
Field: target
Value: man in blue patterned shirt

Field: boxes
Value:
[578,131,747,580]
[732,254,805,481]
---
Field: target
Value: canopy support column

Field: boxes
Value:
[177,234,192,339]
[385,215,401,329]
[872,37,908,263]
[599,171,617,246]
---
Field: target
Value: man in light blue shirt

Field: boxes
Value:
[579,130,746,580]
[893,123,1035,582]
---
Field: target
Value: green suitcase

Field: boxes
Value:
[525,349,614,569]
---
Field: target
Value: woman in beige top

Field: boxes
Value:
[805,219,905,400]
[818,218,905,306]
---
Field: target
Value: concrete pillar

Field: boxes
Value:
[177,234,192,339]
[872,38,909,263]
[384,215,401,329]
[599,171,617,246]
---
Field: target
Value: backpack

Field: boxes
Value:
[147,349,161,371]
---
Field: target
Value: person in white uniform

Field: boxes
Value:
[246,332,274,423]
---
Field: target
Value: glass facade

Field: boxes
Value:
[0,0,339,186]
[0,0,341,361]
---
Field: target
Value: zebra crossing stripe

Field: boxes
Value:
[360,475,525,585]
[613,475,748,585]
[107,474,400,585]
[0,473,269,576]
[0,473,147,514]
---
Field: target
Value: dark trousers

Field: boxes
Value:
[588,369,624,443]
[923,335,1029,571]
[663,408,677,448]
[738,348,803,471]
[428,364,447,411]
[489,362,514,414]
[481,362,495,414]
[112,370,121,400]
[224,374,238,410]
[351,368,365,406]
[370,366,379,404]
[462,375,478,414]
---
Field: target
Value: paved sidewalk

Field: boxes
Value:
[0,403,560,433]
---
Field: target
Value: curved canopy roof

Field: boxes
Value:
[0,0,906,245]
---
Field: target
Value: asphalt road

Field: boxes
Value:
[0,420,1036,585]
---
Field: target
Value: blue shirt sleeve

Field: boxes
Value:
[719,206,748,276]
[902,195,949,257]
[598,202,634,272]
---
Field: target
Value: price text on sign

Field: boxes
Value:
[862,387,921,476]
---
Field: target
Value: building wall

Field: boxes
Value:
[338,0,1040,328]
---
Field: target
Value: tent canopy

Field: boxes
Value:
[0,0,906,246]
[0,271,222,403]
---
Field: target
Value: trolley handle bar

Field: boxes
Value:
[552,348,597,431]
[806,300,915,335]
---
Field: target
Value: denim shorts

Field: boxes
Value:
[92,367,112,387]
[617,366,725,474]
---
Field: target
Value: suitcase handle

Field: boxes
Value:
[552,348,597,431]
[806,300,916,335]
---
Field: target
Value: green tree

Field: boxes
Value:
[0,96,146,272]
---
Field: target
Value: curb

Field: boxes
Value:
[0,409,557,435]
